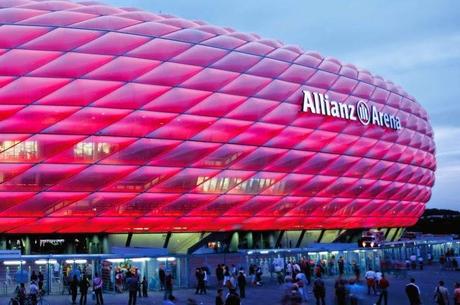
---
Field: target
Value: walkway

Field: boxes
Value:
[1,265,458,304]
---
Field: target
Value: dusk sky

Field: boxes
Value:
[106,0,460,210]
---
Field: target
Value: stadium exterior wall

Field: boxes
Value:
[0,0,435,235]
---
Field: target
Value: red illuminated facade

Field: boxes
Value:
[0,0,435,234]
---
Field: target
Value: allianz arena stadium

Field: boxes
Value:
[0,0,435,251]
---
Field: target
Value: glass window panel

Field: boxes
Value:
[194,170,254,194]
[1,192,88,217]
[43,107,131,135]
[52,192,137,217]
[0,163,86,191]
[150,168,219,193]
[148,114,217,140]
[230,147,287,171]
[150,141,220,167]
[100,110,177,137]
[101,138,181,165]
[192,144,255,169]
[51,165,137,192]
[192,119,251,143]
[46,136,135,164]
[158,194,217,216]
[103,166,180,193]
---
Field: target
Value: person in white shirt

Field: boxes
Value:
[434,280,449,305]
[364,267,376,295]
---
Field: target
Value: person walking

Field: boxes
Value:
[142,276,148,297]
[127,271,139,305]
[295,271,307,302]
[225,288,241,305]
[164,271,174,301]
[352,261,361,282]
[237,270,246,298]
[313,276,326,305]
[17,283,26,305]
[31,271,38,283]
[364,267,376,295]
[434,280,449,305]
[216,265,224,289]
[92,272,104,305]
[375,273,389,305]
[37,271,44,291]
[159,266,166,291]
[454,282,460,305]
[29,281,39,305]
[195,268,202,294]
[338,256,345,276]
[335,275,347,305]
[405,278,422,305]
[79,275,90,305]
[216,288,224,305]
[70,275,79,305]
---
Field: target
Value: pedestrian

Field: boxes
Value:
[198,268,207,294]
[29,281,39,305]
[164,270,174,301]
[16,283,26,305]
[216,264,224,289]
[159,266,166,291]
[418,257,424,270]
[364,267,376,295]
[127,271,138,305]
[434,280,449,305]
[289,285,302,305]
[224,269,234,291]
[410,254,417,270]
[31,271,38,283]
[375,273,389,305]
[136,270,142,298]
[93,272,104,305]
[335,276,347,305]
[454,282,460,305]
[295,272,307,302]
[352,261,360,282]
[203,267,209,293]
[313,276,326,305]
[348,279,364,305]
[216,288,224,305]
[142,276,148,297]
[338,256,345,275]
[70,275,78,305]
[37,271,44,291]
[237,270,246,298]
[405,278,422,305]
[225,288,241,305]
[79,275,90,305]
[115,269,123,293]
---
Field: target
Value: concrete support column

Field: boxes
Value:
[229,232,239,252]
[102,235,110,254]
[22,236,30,255]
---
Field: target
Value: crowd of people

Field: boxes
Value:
[6,248,460,305]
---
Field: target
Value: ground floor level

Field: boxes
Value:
[1,264,459,305]
[0,228,405,255]
[0,238,458,297]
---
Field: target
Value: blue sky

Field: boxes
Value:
[106,0,460,210]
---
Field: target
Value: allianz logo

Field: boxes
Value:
[301,90,402,130]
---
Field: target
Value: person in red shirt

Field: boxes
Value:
[454,282,460,305]
[376,273,390,305]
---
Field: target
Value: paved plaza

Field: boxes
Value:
[1,264,459,305]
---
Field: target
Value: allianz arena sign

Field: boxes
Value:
[302,90,402,130]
